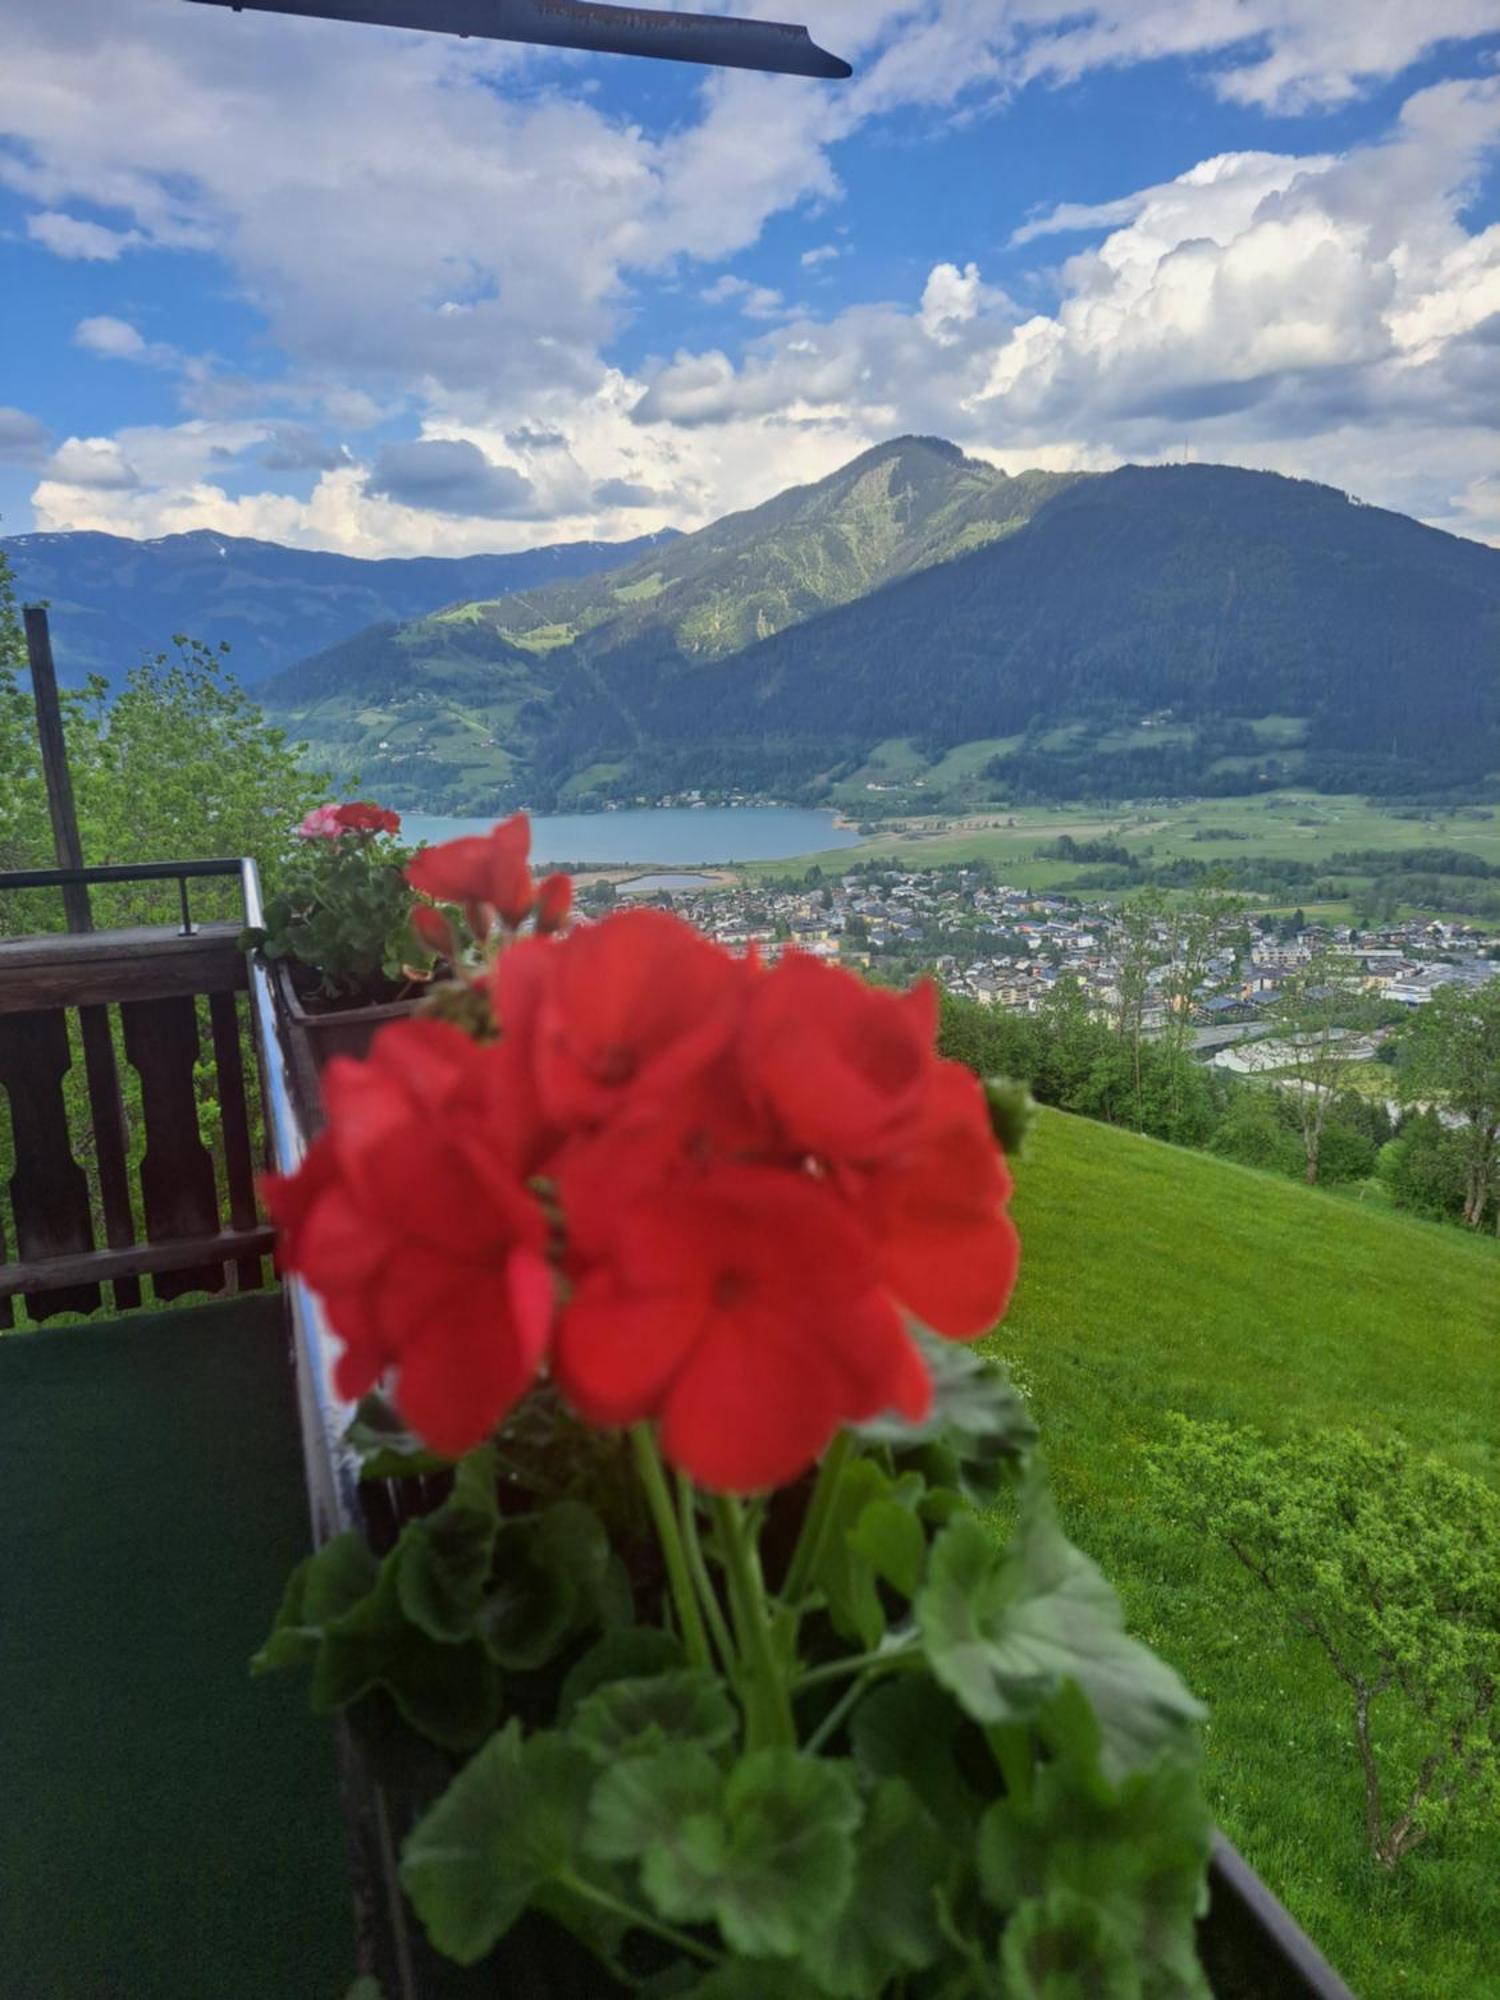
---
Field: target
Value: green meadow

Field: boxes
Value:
[749,790,1500,909]
[986,1108,1500,1999]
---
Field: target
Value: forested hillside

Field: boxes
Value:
[263,444,1500,809]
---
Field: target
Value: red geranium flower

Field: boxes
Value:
[334,800,401,836]
[521,908,749,1129]
[740,952,939,1165]
[554,1164,931,1492]
[535,872,573,935]
[407,813,535,930]
[261,1017,553,1456]
[856,1060,1021,1339]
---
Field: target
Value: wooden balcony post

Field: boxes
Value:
[22,607,90,935]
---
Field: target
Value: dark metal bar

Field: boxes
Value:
[21,608,92,935]
[0,858,242,890]
[183,0,852,78]
[178,874,197,938]
[1200,1836,1358,2000]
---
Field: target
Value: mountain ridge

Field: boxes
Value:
[0,525,678,688]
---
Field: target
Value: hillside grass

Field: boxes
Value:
[985,1109,1500,1998]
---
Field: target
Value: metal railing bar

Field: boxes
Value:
[0,858,243,890]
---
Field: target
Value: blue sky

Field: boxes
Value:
[2,1,1499,553]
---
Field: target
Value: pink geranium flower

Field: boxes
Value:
[297,804,345,841]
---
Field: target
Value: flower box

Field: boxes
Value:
[250,814,1355,2000]
[268,956,416,1125]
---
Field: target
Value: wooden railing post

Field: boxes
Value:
[22,607,141,1303]
[22,608,90,936]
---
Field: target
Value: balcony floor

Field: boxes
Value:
[0,1293,351,1996]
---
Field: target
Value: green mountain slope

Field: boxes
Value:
[649,463,1500,799]
[466,435,1073,666]
[997,1108,1497,2000]
[1,526,675,689]
[264,438,1076,807]
[266,446,1500,809]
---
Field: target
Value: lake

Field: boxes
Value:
[400,805,860,866]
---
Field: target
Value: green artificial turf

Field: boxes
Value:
[0,1293,351,1998]
[988,1109,1500,2000]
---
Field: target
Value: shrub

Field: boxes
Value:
[1151,1419,1500,1870]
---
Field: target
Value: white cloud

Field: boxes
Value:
[5,0,1500,548]
[0,407,52,466]
[701,273,788,320]
[43,437,141,490]
[630,76,1500,540]
[74,314,149,359]
[26,210,143,259]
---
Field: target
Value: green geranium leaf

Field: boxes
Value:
[310,1557,500,1751]
[847,1496,927,1601]
[345,1391,452,1481]
[802,1778,949,1999]
[395,1449,500,1643]
[401,1721,598,1965]
[570,1671,738,1764]
[849,1676,991,1831]
[480,1501,611,1670]
[812,1458,909,1650]
[702,1752,862,1959]
[1001,1890,1131,2000]
[585,1741,724,1872]
[615,1750,863,1962]
[917,1487,1203,1784]
[559,1629,687,1720]
[856,1330,1036,1505]
[980,1687,1211,1999]
[252,1531,379,1674]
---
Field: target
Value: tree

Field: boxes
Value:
[1399,980,1500,1230]
[1113,886,1166,1129]
[1153,1418,1500,1871]
[0,606,327,933]
[1156,879,1250,1122]
[71,638,327,924]
[1266,948,1377,1184]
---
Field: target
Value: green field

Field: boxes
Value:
[985,1109,1500,1998]
[748,790,1500,908]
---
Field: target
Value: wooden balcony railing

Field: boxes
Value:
[0,858,274,1324]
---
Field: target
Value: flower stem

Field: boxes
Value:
[792,1635,920,1694]
[710,1492,797,1752]
[558,1873,720,1966]
[803,1667,879,1758]
[631,1426,712,1674]
[781,1428,856,1606]
[677,1473,737,1675]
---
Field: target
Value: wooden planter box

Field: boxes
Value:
[268,959,416,1128]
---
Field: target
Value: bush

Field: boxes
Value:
[1151,1419,1500,1870]
[1208,1090,1304,1176]
[1380,1112,1470,1224]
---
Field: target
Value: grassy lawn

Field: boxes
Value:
[985,1108,1500,2000]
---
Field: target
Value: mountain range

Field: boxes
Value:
[0,526,675,687]
[10,438,1499,808]
[262,437,1500,809]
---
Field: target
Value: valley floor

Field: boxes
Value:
[750,789,1500,912]
[986,1109,1499,2000]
